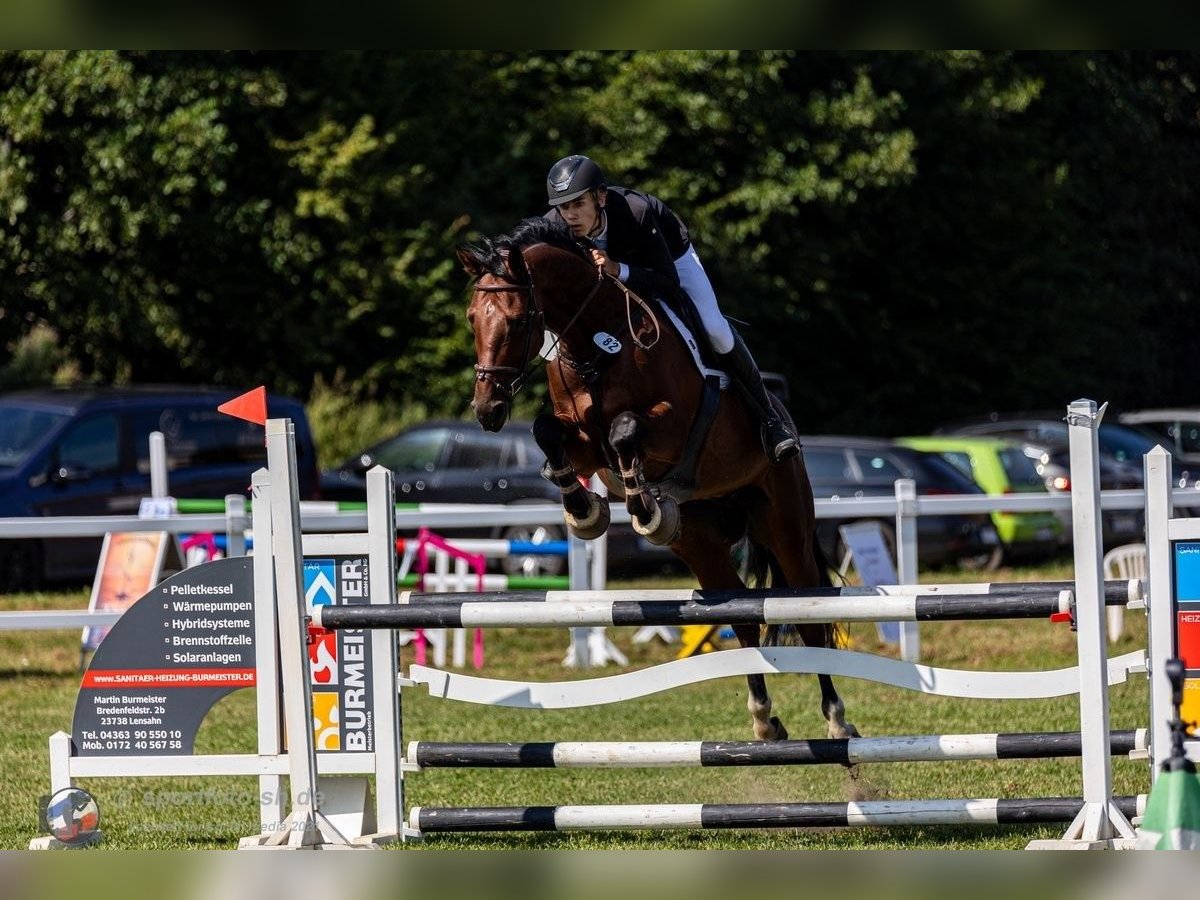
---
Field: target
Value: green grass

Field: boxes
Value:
[0,562,1151,850]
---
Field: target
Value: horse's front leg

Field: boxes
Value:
[532,414,610,540]
[608,412,679,545]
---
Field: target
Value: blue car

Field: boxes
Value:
[0,386,319,590]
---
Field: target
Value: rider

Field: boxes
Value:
[542,154,799,463]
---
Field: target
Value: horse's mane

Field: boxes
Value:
[464,217,589,278]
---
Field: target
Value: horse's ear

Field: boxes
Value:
[456,246,483,277]
[507,246,527,281]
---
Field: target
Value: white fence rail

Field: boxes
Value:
[0,486,1195,543]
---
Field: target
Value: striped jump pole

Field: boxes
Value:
[311,580,1142,631]
[410,796,1146,833]
[407,729,1145,769]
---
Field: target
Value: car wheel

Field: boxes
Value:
[0,540,43,593]
[499,523,567,578]
[958,545,1006,573]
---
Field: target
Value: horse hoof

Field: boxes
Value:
[754,716,788,741]
[632,497,680,546]
[565,493,610,540]
[828,721,861,740]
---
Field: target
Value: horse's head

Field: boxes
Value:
[458,242,543,432]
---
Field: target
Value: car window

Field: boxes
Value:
[1097,423,1161,464]
[1031,423,1066,444]
[446,430,515,470]
[852,449,906,483]
[938,450,974,481]
[373,427,450,473]
[512,435,544,469]
[914,454,983,493]
[1180,422,1200,455]
[0,406,69,469]
[58,414,120,476]
[131,407,266,473]
[1130,419,1173,442]
[998,447,1046,491]
[802,448,852,482]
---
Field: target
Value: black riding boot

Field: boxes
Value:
[717,332,800,463]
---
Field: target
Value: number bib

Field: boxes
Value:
[593,332,622,354]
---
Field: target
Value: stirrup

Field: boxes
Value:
[765,425,800,463]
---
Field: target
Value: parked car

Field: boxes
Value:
[798,436,1002,570]
[0,385,319,591]
[320,420,682,575]
[1118,408,1200,467]
[896,436,1064,564]
[931,411,1194,547]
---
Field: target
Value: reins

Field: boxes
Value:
[606,273,660,352]
[471,247,663,399]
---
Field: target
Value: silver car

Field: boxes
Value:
[1118,408,1200,467]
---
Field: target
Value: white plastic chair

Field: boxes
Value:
[1103,542,1146,642]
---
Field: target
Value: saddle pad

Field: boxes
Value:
[655,303,731,390]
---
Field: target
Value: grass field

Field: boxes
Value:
[0,558,1153,850]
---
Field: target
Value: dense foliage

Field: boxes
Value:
[2,51,1196,436]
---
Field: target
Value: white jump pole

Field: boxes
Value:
[241,418,350,848]
[1144,446,1174,785]
[894,478,920,662]
[1029,399,1137,848]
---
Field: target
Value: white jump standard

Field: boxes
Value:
[30,398,1160,850]
[305,400,1142,847]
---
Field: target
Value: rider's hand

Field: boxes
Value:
[590,248,619,278]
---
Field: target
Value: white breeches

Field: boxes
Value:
[674,246,735,355]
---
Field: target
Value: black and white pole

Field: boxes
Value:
[411,796,1145,834]
[408,729,1144,769]
[310,584,1139,631]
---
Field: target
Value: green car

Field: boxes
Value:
[897,435,1064,563]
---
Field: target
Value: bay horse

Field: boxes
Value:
[457,218,857,742]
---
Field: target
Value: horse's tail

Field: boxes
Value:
[754,530,843,651]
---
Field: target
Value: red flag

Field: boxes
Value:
[217,386,267,425]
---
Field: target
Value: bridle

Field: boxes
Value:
[471,258,606,400]
[471,273,543,400]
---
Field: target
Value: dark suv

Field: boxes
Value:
[320,420,680,574]
[799,436,1002,570]
[0,386,319,590]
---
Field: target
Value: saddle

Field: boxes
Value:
[643,300,730,504]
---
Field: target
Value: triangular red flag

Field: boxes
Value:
[217,386,267,425]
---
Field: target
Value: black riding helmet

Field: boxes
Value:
[546,155,606,206]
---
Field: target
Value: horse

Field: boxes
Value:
[456,217,857,743]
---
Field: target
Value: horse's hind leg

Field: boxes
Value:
[608,412,679,545]
[731,624,789,741]
[759,475,860,741]
[665,501,785,741]
[532,414,609,540]
[801,628,859,740]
